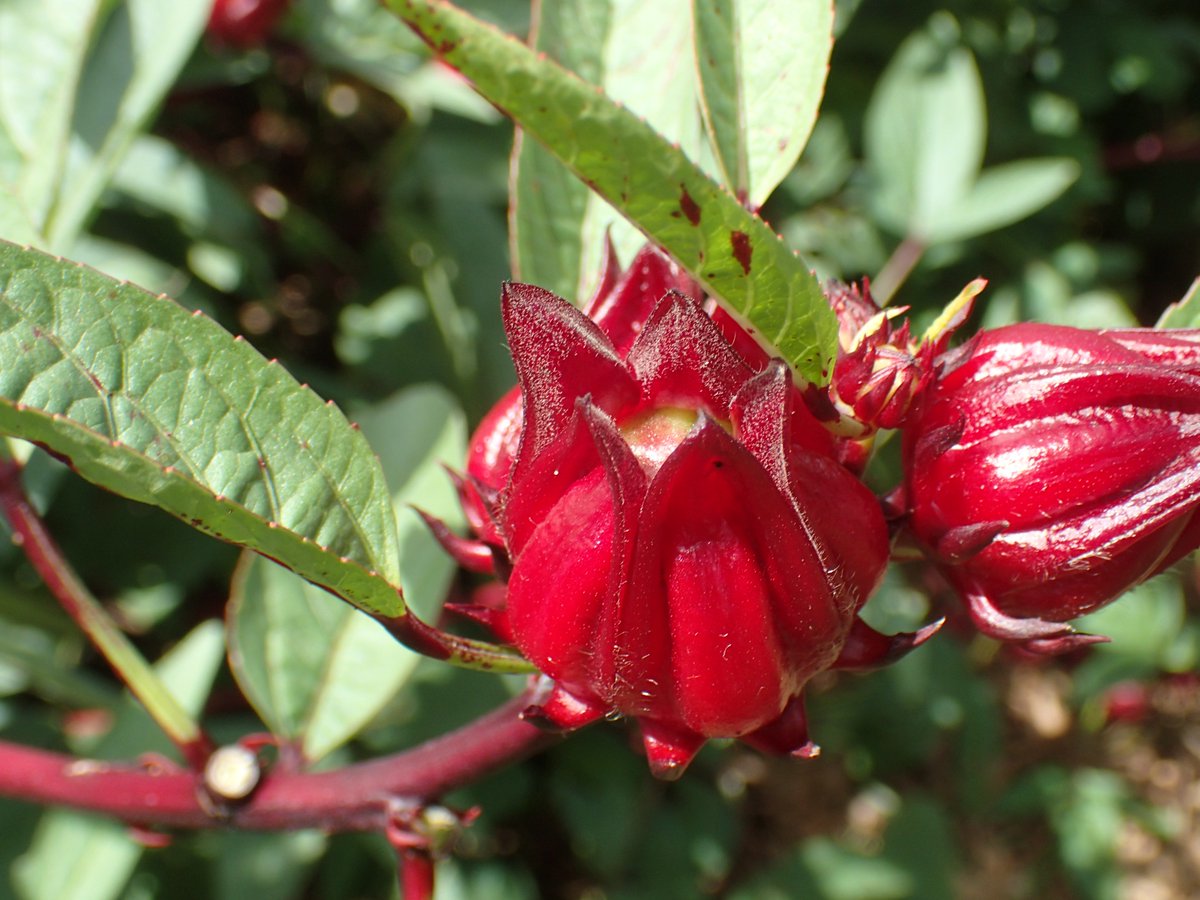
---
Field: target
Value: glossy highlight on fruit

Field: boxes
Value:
[903,322,1200,652]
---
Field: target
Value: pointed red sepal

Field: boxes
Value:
[1020,631,1111,655]
[626,291,752,415]
[582,231,622,313]
[447,467,506,547]
[880,485,908,521]
[584,244,701,356]
[444,602,514,644]
[966,590,1079,643]
[832,616,945,671]
[639,719,706,781]
[414,508,497,574]
[520,679,607,732]
[740,696,820,759]
[910,418,965,473]
[936,521,1008,562]
[501,282,638,478]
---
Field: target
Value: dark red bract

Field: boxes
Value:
[438,246,933,777]
[903,322,1200,652]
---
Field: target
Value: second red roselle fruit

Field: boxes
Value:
[432,246,935,777]
[207,0,291,47]
[903,322,1200,652]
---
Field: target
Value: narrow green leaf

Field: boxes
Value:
[0,0,209,249]
[41,557,205,750]
[227,386,470,762]
[1156,276,1200,328]
[511,0,709,302]
[510,0,614,301]
[927,158,1079,243]
[0,185,38,246]
[0,621,116,709]
[212,830,328,900]
[391,0,838,383]
[228,556,344,742]
[864,22,985,239]
[111,135,262,247]
[13,816,138,900]
[0,240,403,615]
[0,0,105,237]
[47,0,212,248]
[694,0,833,208]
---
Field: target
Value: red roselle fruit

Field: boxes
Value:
[903,322,1200,653]
[207,0,291,47]
[426,245,938,778]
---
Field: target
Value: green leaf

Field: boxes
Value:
[0,619,115,709]
[1049,768,1130,899]
[0,0,210,249]
[12,816,139,900]
[0,0,104,237]
[228,386,467,762]
[865,21,1076,251]
[111,135,264,248]
[801,838,912,900]
[0,185,37,246]
[694,0,833,209]
[1156,276,1200,328]
[864,20,985,240]
[390,0,838,384]
[926,158,1079,243]
[0,241,405,616]
[511,0,709,302]
[12,621,224,900]
[1072,574,1198,706]
[211,830,328,900]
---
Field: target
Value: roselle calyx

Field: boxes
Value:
[434,245,936,777]
[903,322,1200,652]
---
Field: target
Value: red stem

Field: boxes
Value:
[398,851,436,900]
[0,692,556,831]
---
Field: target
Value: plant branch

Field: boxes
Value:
[0,451,213,770]
[0,691,558,832]
[398,851,435,900]
[872,235,926,306]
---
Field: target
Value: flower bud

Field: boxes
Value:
[826,281,923,434]
[437,246,934,776]
[903,322,1200,652]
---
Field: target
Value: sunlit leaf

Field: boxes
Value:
[1156,276,1200,328]
[695,0,833,208]
[228,386,467,761]
[928,158,1079,243]
[0,241,405,615]
[511,0,708,302]
[388,0,838,384]
[864,22,985,239]
[0,0,210,249]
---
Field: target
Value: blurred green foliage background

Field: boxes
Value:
[1,0,1199,897]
